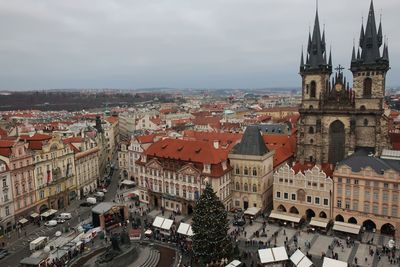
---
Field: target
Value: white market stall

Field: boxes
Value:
[322,257,347,267]
[290,249,314,267]
[40,209,58,220]
[258,246,288,266]
[152,216,174,235]
[268,210,302,227]
[177,222,194,237]
[225,260,242,267]
[244,207,261,218]
[332,221,361,235]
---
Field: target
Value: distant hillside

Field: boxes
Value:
[0,91,175,111]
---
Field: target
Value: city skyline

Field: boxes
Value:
[0,0,399,90]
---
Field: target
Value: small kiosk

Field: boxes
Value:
[258,246,288,266]
[290,249,314,267]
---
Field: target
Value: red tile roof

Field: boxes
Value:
[183,130,242,150]
[144,138,228,164]
[137,134,159,144]
[105,116,118,124]
[0,127,7,137]
[19,133,52,141]
[292,161,334,177]
[0,140,15,157]
[150,117,163,125]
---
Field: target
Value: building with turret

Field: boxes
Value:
[297,1,390,165]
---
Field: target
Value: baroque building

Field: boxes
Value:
[333,149,400,236]
[296,1,390,165]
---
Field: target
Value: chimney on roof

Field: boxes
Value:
[213,140,219,149]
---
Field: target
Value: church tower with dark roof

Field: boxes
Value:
[297,0,390,165]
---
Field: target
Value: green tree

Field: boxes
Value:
[192,183,232,263]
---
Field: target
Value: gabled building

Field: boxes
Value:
[0,157,13,236]
[21,134,76,213]
[229,126,275,211]
[136,138,233,214]
[0,139,36,220]
[273,163,333,220]
[64,136,100,199]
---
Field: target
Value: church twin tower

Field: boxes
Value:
[297,1,390,165]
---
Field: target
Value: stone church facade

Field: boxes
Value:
[296,2,390,165]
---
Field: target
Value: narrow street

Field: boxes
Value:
[0,153,120,267]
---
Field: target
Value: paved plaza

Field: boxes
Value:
[225,214,400,267]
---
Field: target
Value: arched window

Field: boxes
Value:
[310,139,314,144]
[252,184,257,192]
[252,168,257,176]
[309,127,314,134]
[309,105,314,110]
[309,156,313,162]
[235,166,240,175]
[244,167,249,175]
[364,118,368,126]
[235,182,240,190]
[363,78,372,97]
[310,81,316,98]
[244,183,248,191]
[360,105,366,111]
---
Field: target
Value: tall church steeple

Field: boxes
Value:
[351,0,389,70]
[301,5,332,74]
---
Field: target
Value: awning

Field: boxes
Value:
[161,218,173,230]
[121,179,135,185]
[177,222,193,237]
[244,207,261,216]
[290,249,313,267]
[152,216,174,231]
[258,247,288,264]
[269,210,302,223]
[40,209,58,218]
[332,221,361,235]
[19,218,29,224]
[152,216,164,228]
[309,218,330,229]
[322,257,348,267]
[30,213,40,218]
[226,260,242,267]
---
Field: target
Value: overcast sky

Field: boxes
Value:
[0,0,398,90]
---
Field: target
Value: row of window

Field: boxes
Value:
[337,199,398,217]
[235,182,257,192]
[337,178,399,188]
[235,166,258,176]
[276,191,329,206]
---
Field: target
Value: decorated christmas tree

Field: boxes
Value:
[192,183,232,263]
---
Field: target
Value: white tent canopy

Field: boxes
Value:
[152,216,173,231]
[269,210,302,223]
[258,247,288,264]
[121,179,135,185]
[177,222,193,236]
[309,218,329,229]
[290,249,313,267]
[332,221,361,235]
[226,260,242,267]
[40,209,58,218]
[244,207,260,216]
[322,257,347,267]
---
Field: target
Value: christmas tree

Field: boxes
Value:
[192,183,232,263]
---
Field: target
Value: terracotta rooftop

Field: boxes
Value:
[145,138,228,164]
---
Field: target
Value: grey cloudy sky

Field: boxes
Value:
[0,0,398,90]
